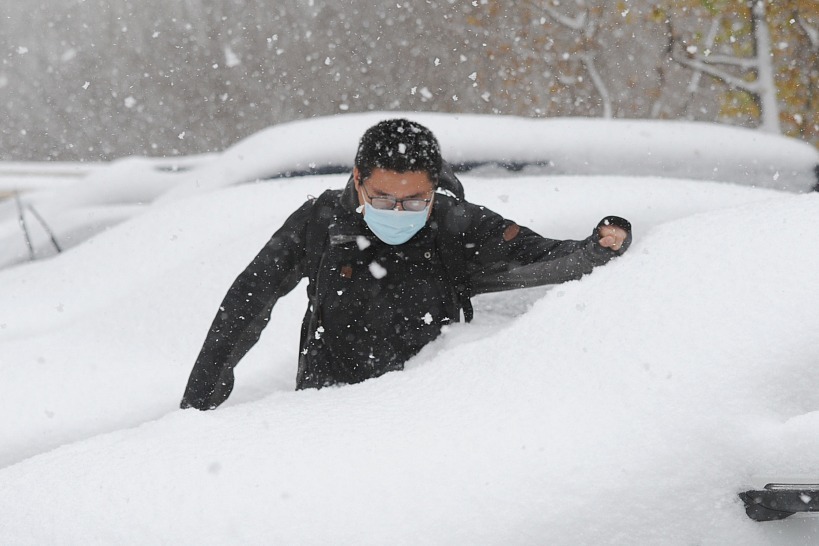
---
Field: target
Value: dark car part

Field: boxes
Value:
[739,482,819,521]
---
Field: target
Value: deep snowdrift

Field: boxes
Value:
[0,174,787,468]
[0,173,817,544]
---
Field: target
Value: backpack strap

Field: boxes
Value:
[434,165,473,323]
[436,223,474,323]
[304,190,341,302]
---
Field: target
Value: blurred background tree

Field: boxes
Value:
[0,0,816,161]
[664,0,818,140]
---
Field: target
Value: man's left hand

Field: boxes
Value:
[598,225,627,251]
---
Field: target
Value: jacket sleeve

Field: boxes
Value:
[180,199,314,410]
[448,202,632,295]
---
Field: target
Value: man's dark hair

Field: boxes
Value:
[354,119,442,185]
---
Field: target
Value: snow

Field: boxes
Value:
[1,115,819,544]
[162,113,818,201]
[0,154,215,268]
[0,162,103,193]
[2,113,816,270]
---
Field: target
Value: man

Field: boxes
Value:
[181,118,630,410]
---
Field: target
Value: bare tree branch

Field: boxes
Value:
[687,17,721,94]
[690,54,758,70]
[797,16,818,49]
[541,4,586,31]
[673,55,760,94]
[537,0,611,118]
[580,51,611,117]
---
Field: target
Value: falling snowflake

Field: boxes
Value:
[225,46,241,68]
[356,236,371,250]
[369,262,387,279]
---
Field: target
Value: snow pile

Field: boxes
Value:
[0,174,786,467]
[0,162,102,193]
[0,154,217,268]
[0,169,817,544]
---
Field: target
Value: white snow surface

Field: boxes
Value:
[164,112,819,198]
[1,117,819,544]
[2,113,816,270]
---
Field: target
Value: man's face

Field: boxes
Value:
[354,167,435,216]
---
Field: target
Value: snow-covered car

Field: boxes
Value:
[1,113,819,543]
[1,112,817,270]
[198,113,819,189]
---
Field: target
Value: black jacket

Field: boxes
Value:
[181,177,631,409]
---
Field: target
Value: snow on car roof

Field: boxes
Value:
[220,112,818,192]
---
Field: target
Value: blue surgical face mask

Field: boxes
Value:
[362,202,429,245]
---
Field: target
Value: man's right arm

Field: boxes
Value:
[180,199,315,410]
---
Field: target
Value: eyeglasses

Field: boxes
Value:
[361,183,433,212]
